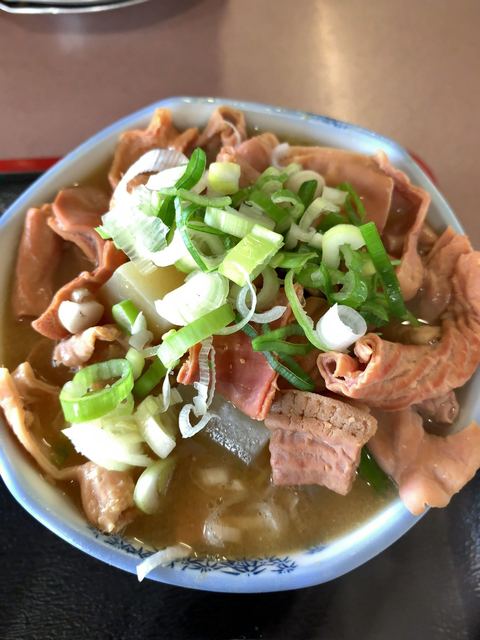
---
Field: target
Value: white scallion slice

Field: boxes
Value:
[136,543,192,582]
[299,196,339,230]
[322,186,348,206]
[114,148,188,201]
[286,169,325,197]
[135,396,178,459]
[179,338,216,438]
[315,303,367,351]
[62,421,152,471]
[155,271,229,326]
[234,275,286,324]
[321,224,365,268]
[133,457,176,515]
[255,265,280,311]
[217,273,257,336]
[207,162,241,195]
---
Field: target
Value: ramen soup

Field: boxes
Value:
[2,107,480,580]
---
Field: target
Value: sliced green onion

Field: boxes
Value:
[270,250,317,270]
[175,199,224,272]
[218,224,283,286]
[60,359,134,423]
[134,457,177,514]
[271,189,304,221]
[112,299,140,335]
[359,221,412,321]
[285,223,320,250]
[358,447,390,492]
[135,397,178,459]
[205,206,268,238]
[286,169,325,197]
[338,182,366,224]
[158,303,234,368]
[62,419,151,472]
[186,220,227,236]
[299,196,339,231]
[298,180,318,209]
[158,147,206,226]
[207,161,241,195]
[237,203,276,230]
[256,265,280,311]
[252,339,312,356]
[242,323,315,392]
[126,348,145,380]
[316,303,367,351]
[332,270,369,308]
[158,187,231,209]
[133,358,167,400]
[322,224,365,269]
[322,186,348,206]
[247,190,291,231]
[100,206,169,273]
[230,186,253,208]
[317,211,348,232]
[155,271,229,326]
[284,270,329,351]
[254,323,305,343]
[359,299,390,326]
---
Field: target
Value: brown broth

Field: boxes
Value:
[1,145,397,559]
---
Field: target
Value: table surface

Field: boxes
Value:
[1,2,480,639]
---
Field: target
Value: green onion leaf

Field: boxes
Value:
[359,221,416,322]
[331,270,369,308]
[270,250,317,271]
[133,358,167,400]
[338,182,366,224]
[157,147,207,225]
[175,199,224,272]
[247,190,291,231]
[298,180,318,209]
[242,323,315,391]
[284,270,329,351]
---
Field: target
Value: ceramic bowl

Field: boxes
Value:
[0,97,475,593]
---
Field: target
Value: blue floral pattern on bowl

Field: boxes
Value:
[88,524,299,575]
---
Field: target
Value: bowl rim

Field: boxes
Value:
[0,95,455,592]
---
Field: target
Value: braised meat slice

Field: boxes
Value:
[12,205,63,319]
[369,409,480,515]
[77,462,136,534]
[264,390,377,494]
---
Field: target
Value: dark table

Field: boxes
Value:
[1,180,480,640]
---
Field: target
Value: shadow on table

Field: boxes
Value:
[3,0,215,34]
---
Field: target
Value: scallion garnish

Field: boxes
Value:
[157,303,235,368]
[60,359,134,422]
[359,221,416,323]
[112,299,141,335]
[298,179,318,209]
[133,358,167,400]
[157,147,207,225]
[242,323,315,392]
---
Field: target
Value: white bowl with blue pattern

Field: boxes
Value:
[1,96,472,592]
